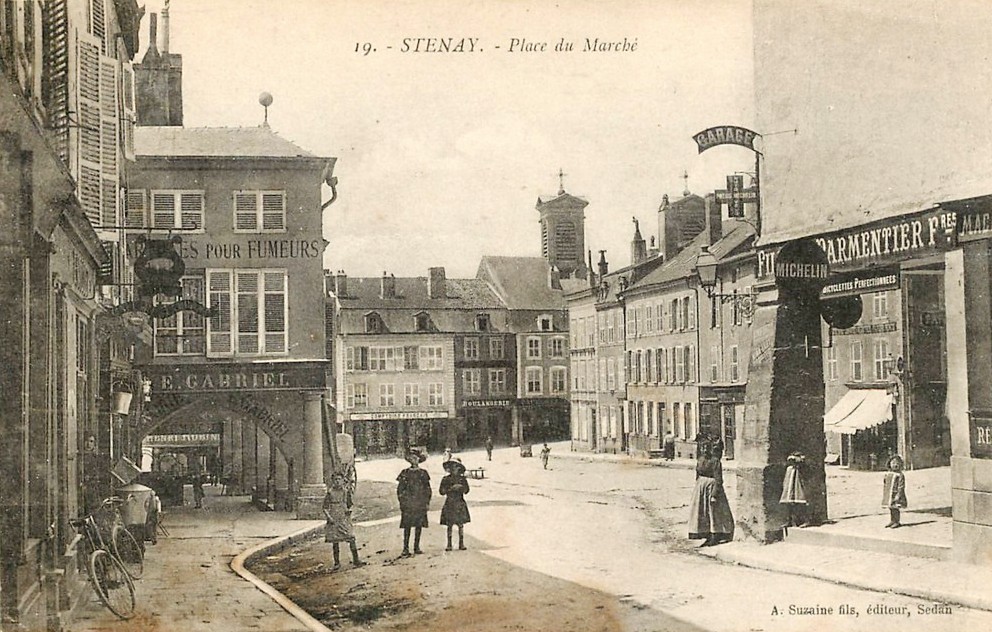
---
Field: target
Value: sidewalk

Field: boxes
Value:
[549,442,992,612]
[70,485,323,632]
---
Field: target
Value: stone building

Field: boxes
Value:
[745,0,992,563]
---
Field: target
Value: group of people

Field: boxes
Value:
[396,449,472,555]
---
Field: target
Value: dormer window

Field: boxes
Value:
[365,312,385,334]
[538,314,553,332]
[476,313,490,331]
[414,312,432,332]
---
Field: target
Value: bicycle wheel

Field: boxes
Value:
[111,525,144,579]
[88,549,136,620]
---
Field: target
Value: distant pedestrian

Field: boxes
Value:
[439,458,471,551]
[397,450,431,556]
[540,443,551,469]
[882,454,908,528]
[485,436,494,461]
[663,432,675,460]
[323,472,365,569]
[145,491,161,545]
[779,452,807,528]
[192,473,205,509]
[687,443,734,546]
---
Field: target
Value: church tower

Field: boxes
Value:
[536,170,588,280]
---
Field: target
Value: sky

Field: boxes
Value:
[147,0,755,278]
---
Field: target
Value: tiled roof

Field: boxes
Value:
[334,276,507,334]
[630,222,756,291]
[476,256,567,310]
[709,222,757,261]
[134,126,320,158]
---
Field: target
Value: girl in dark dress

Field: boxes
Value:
[396,450,431,556]
[439,458,471,551]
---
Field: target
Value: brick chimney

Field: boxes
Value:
[380,271,396,299]
[428,267,446,299]
[548,265,562,290]
[705,193,723,245]
[333,270,347,297]
[597,250,609,279]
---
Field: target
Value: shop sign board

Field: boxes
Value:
[773,239,830,296]
[968,409,992,459]
[463,399,513,408]
[692,126,759,154]
[821,271,900,299]
[350,411,450,421]
[145,362,327,393]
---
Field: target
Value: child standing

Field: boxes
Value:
[439,458,471,551]
[323,473,364,569]
[397,450,431,556]
[882,454,908,528]
[779,452,807,528]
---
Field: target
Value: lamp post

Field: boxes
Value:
[693,246,757,317]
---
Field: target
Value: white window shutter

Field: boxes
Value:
[261,192,285,231]
[151,192,175,228]
[77,35,103,226]
[124,190,145,228]
[206,270,234,356]
[180,193,203,230]
[234,192,257,230]
[262,271,287,353]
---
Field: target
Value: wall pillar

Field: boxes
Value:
[736,290,827,542]
[257,429,271,507]
[296,391,326,519]
[229,418,244,494]
[242,420,258,500]
[949,243,992,563]
[273,449,291,512]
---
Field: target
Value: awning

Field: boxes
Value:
[823,389,893,435]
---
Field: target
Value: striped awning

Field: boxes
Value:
[824,389,893,435]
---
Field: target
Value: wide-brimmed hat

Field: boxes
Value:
[405,450,427,464]
[443,457,466,473]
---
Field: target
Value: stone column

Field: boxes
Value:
[229,418,244,495]
[296,391,326,519]
[736,289,827,542]
[256,429,271,507]
[511,405,522,446]
[273,449,290,512]
[242,420,258,501]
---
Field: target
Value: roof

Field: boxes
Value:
[476,256,567,310]
[630,231,710,290]
[536,191,589,210]
[709,222,757,262]
[134,126,320,159]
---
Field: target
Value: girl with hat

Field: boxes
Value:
[882,454,908,528]
[439,458,471,551]
[323,471,365,569]
[396,449,431,556]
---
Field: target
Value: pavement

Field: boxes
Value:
[547,441,992,614]
[70,486,323,632]
[67,444,990,632]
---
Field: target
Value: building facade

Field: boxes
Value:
[129,124,335,518]
[743,0,992,562]
[0,0,147,627]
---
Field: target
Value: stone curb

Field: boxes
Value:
[702,546,992,613]
[229,516,401,632]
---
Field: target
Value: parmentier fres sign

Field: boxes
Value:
[758,206,961,279]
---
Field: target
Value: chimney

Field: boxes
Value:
[705,193,723,245]
[630,217,647,266]
[548,265,562,290]
[162,0,170,54]
[143,13,160,62]
[428,267,446,299]
[333,270,348,297]
[597,250,609,279]
[380,271,396,299]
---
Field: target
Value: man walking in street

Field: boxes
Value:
[485,436,494,461]
[540,443,551,470]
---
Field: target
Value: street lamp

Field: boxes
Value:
[693,246,757,314]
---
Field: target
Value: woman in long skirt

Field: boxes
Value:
[688,445,734,546]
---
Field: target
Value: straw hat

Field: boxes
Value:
[443,457,466,474]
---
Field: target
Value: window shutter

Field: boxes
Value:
[236,272,260,354]
[234,192,257,230]
[77,36,102,225]
[263,271,287,353]
[152,192,175,228]
[180,193,203,230]
[124,190,145,228]
[261,192,285,231]
[206,270,233,356]
[121,65,136,161]
[99,57,118,228]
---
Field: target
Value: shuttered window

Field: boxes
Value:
[233,190,286,232]
[154,277,206,356]
[150,190,205,231]
[206,269,288,357]
[124,190,146,228]
[76,29,121,229]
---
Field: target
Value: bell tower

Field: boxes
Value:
[536,170,588,280]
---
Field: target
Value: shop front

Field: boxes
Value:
[460,400,514,449]
[699,385,744,460]
[351,411,451,456]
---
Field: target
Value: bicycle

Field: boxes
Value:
[104,496,146,580]
[69,499,137,619]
